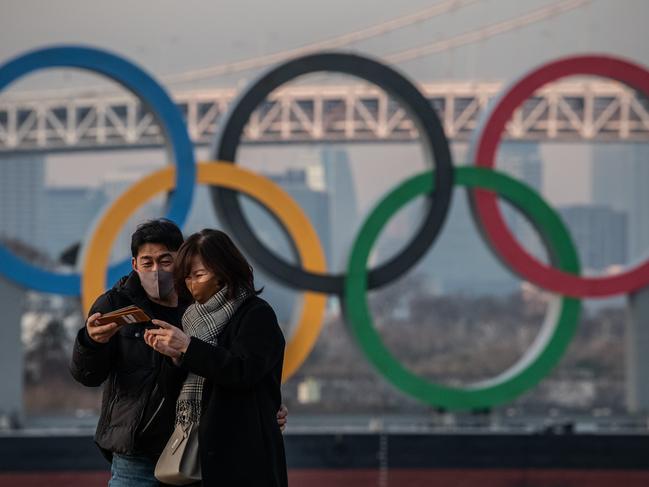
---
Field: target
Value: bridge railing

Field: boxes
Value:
[0,80,647,152]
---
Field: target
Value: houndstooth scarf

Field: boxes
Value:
[175,285,251,426]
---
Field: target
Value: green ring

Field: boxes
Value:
[344,166,582,410]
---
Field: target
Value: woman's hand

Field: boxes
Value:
[277,404,288,432]
[144,319,191,359]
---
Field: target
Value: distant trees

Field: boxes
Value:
[284,273,627,414]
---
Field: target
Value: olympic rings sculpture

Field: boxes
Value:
[2,46,648,409]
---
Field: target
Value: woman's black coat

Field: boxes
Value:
[179,295,288,487]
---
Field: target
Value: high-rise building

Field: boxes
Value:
[266,167,332,263]
[381,142,543,296]
[41,187,107,260]
[0,155,46,252]
[250,167,332,323]
[320,146,358,272]
[99,171,164,266]
[499,142,544,261]
[183,148,353,321]
[591,144,649,261]
[386,185,519,296]
[558,205,628,271]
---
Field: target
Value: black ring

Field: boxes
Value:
[210,52,453,294]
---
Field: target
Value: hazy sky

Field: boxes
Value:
[2,0,649,89]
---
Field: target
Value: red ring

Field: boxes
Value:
[471,55,649,297]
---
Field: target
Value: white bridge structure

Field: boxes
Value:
[1,80,648,153]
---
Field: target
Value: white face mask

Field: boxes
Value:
[137,269,175,300]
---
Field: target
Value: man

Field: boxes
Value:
[70,219,288,486]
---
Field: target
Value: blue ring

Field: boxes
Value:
[0,46,195,295]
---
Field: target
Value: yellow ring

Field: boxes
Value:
[81,161,327,382]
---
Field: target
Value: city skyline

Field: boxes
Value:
[1,140,643,283]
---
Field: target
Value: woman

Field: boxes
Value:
[143,229,288,487]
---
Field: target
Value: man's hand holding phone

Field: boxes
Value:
[86,312,122,344]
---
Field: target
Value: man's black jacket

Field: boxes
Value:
[69,271,188,461]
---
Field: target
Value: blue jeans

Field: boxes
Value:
[109,454,158,487]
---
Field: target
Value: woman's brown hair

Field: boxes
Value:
[174,229,262,302]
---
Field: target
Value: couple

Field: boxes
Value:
[70,219,288,486]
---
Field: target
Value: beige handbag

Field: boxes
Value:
[154,422,201,485]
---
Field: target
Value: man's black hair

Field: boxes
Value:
[130,219,184,258]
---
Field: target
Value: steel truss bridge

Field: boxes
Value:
[1,80,647,153]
